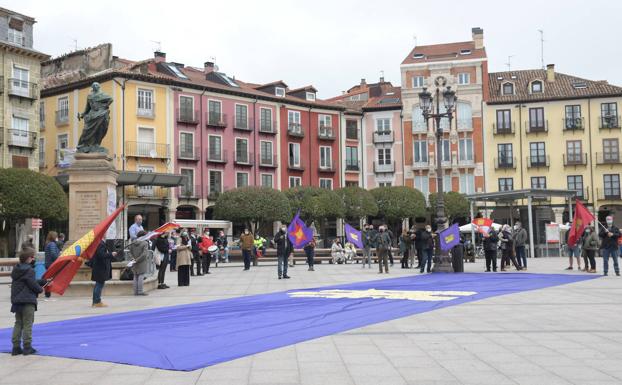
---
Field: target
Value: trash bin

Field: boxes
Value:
[451,245,464,273]
[35,251,46,280]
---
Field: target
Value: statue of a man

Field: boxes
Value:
[76,82,113,153]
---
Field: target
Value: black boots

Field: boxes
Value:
[22,345,37,355]
[11,346,22,356]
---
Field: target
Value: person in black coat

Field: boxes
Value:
[414,227,425,269]
[274,226,292,279]
[483,229,499,272]
[154,233,170,289]
[90,240,116,307]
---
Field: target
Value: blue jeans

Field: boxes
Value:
[515,246,526,268]
[242,249,251,270]
[93,281,104,304]
[601,248,620,274]
[420,249,433,273]
[277,253,288,277]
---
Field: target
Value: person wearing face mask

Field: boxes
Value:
[599,216,620,276]
[376,226,391,274]
[198,231,213,274]
[482,228,499,272]
[239,228,255,271]
[419,226,435,273]
[274,225,292,279]
[581,226,598,273]
[499,225,521,271]
[216,231,229,263]
[361,225,373,269]
[512,221,528,270]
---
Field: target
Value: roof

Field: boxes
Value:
[401,41,486,65]
[0,40,49,60]
[487,69,622,104]
[329,81,402,112]
[465,189,578,202]
[0,6,36,22]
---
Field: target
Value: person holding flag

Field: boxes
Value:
[274,225,292,279]
[599,215,620,276]
[581,225,599,273]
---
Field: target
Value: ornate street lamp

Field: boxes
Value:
[418,77,457,272]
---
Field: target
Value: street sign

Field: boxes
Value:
[32,218,43,229]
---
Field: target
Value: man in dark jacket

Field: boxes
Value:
[361,225,372,268]
[414,227,425,269]
[483,229,499,272]
[599,215,620,276]
[154,233,170,289]
[90,240,116,307]
[189,230,202,276]
[274,226,292,279]
[11,248,47,355]
[419,226,435,273]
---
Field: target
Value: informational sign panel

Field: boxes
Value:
[31,218,43,229]
[546,223,560,244]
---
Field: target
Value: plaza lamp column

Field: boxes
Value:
[418,83,457,273]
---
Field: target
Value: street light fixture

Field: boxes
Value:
[418,78,458,273]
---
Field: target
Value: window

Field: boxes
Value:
[306,92,316,101]
[531,81,543,93]
[209,170,222,195]
[459,173,475,194]
[235,104,248,129]
[346,119,358,139]
[457,102,472,130]
[438,105,450,131]
[137,89,154,116]
[289,142,300,167]
[38,138,45,167]
[236,172,249,188]
[137,166,155,196]
[459,138,473,162]
[39,101,45,128]
[529,107,545,130]
[11,66,29,96]
[180,169,194,196]
[604,174,621,198]
[166,64,188,79]
[57,96,69,124]
[180,96,194,121]
[235,138,248,163]
[208,135,222,160]
[320,146,332,168]
[502,82,514,95]
[496,109,511,131]
[58,133,68,150]
[413,140,428,164]
[208,100,222,125]
[378,182,392,187]
[289,176,302,188]
[288,110,301,132]
[412,105,427,132]
[413,76,424,88]
[458,73,470,85]
[376,118,391,134]
[179,132,194,158]
[319,178,333,190]
[414,175,429,198]
[319,115,332,129]
[261,174,273,188]
[441,175,452,192]
[601,102,618,128]
[275,87,286,97]
[565,105,582,129]
[260,108,272,132]
[441,139,451,163]
[377,148,392,165]
[529,142,546,166]
[566,141,582,164]
[603,139,619,162]
[10,116,29,146]
[497,143,513,167]
[345,146,358,170]
[567,176,584,198]
[531,176,546,189]
[260,141,273,165]
[8,27,23,45]
[498,178,513,191]
[136,127,155,156]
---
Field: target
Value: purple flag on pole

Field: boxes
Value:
[439,223,460,252]
[287,211,313,249]
[344,223,363,249]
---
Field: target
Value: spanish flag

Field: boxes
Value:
[43,205,125,295]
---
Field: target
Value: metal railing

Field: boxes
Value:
[288,123,304,137]
[563,153,588,166]
[259,120,277,134]
[288,161,305,171]
[494,157,516,169]
[526,155,550,168]
[176,184,201,199]
[137,103,155,118]
[207,112,227,128]
[7,129,37,148]
[373,130,394,144]
[345,162,360,171]
[458,157,475,167]
[8,78,38,99]
[55,110,69,126]
[318,127,336,140]
[599,115,620,129]
[259,155,278,168]
[596,152,621,165]
[563,117,584,130]
[176,108,199,124]
[125,186,169,199]
[234,116,252,131]
[206,149,228,163]
[457,119,473,131]
[373,161,395,173]
[597,188,622,201]
[178,145,200,161]
[493,122,515,135]
[125,141,170,158]
[234,151,254,165]
[318,159,335,172]
[525,120,548,133]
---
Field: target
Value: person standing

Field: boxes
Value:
[254,234,266,259]
[399,229,410,269]
[499,225,521,271]
[189,229,202,276]
[199,230,213,274]
[56,233,66,251]
[239,229,254,271]
[582,225,599,273]
[599,216,620,276]
[128,215,144,242]
[304,237,316,271]
[274,225,291,279]
[419,226,435,273]
[43,231,60,299]
[129,230,149,296]
[565,224,582,271]
[176,233,192,286]
[386,227,395,267]
[414,227,425,269]
[90,240,115,306]
[408,227,417,268]
[154,233,170,289]
[513,221,528,270]
[483,228,499,272]
[361,224,372,269]
[376,226,391,274]
[216,231,229,263]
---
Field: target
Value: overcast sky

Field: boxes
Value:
[9,0,622,98]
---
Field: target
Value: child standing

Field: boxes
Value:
[11,248,48,355]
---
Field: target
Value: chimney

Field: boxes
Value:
[379,76,385,83]
[546,64,555,82]
[154,51,166,63]
[360,78,366,86]
[471,27,484,49]
[204,61,215,74]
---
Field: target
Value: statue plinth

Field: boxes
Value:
[66,153,119,244]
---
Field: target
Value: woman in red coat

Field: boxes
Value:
[199,232,214,274]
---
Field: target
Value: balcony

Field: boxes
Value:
[55,110,69,126]
[208,189,223,200]
[206,149,228,164]
[373,161,395,173]
[318,160,335,173]
[525,120,548,134]
[457,119,473,132]
[412,122,428,134]
[206,112,227,128]
[597,188,622,201]
[234,117,252,131]
[176,185,201,199]
[288,162,305,171]
[412,160,429,170]
[345,162,360,172]
[176,108,199,125]
[571,188,590,201]
[7,129,37,148]
[178,146,200,161]
[596,152,621,165]
[137,103,155,119]
[288,123,304,137]
[259,120,277,134]
[259,155,278,168]
[318,127,336,140]
[125,141,170,159]
[599,115,621,129]
[457,158,476,167]
[493,122,515,135]
[8,78,38,100]
[563,117,584,131]
[563,153,588,166]
[527,155,550,168]
[494,157,516,169]
[125,186,169,199]
[235,152,254,166]
[373,131,394,144]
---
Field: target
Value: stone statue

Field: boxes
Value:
[76,82,113,153]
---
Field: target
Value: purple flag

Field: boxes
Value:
[287,211,313,249]
[344,223,363,249]
[439,223,460,251]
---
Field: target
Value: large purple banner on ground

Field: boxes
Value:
[0,273,597,371]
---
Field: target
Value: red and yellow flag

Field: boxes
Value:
[568,199,594,247]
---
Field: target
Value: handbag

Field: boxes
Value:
[153,248,162,266]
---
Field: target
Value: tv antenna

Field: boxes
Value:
[538,29,544,69]
[505,55,514,71]
[380,70,385,79]
[413,34,417,46]
[71,39,78,51]
[150,40,162,52]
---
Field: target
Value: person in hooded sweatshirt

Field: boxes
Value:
[10,248,48,356]
[274,225,292,279]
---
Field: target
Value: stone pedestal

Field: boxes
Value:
[65,153,119,243]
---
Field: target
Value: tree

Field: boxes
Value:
[337,186,378,220]
[284,187,345,223]
[213,187,291,231]
[427,191,470,222]
[370,186,427,222]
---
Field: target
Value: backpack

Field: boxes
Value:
[377,232,389,250]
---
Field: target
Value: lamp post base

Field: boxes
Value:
[432,252,454,273]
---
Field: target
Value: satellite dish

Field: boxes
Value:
[149,149,157,158]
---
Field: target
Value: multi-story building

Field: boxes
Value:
[401,27,487,200]
[484,64,622,224]
[0,7,48,170]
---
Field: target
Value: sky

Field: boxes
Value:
[8,0,622,98]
